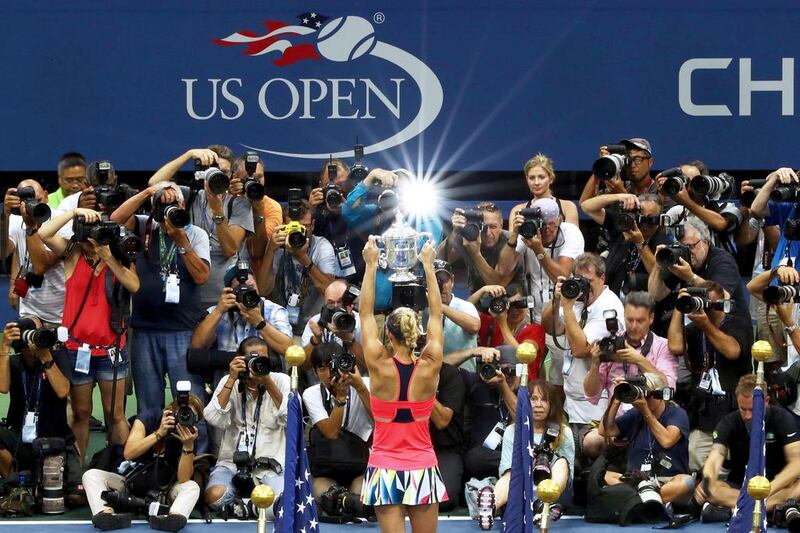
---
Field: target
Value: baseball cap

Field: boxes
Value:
[433,260,453,279]
[531,198,560,222]
[619,138,652,155]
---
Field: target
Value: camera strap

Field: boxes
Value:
[21,368,43,414]
[240,384,266,457]
[158,232,177,276]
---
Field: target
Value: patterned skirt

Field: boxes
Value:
[360,465,449,506]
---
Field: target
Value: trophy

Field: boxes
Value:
[374,212,432,282]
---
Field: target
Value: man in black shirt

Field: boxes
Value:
[430,363,466,511]
[0,319,71,478]
[668,281,752,472]
[696,374,800,517]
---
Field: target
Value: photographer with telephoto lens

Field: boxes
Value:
[204,337,289,520]
[497,197,584,387]
[37,207,140,465]
[580,139,659,203]
[301,279,363,368]
[582,292,678,460]
[667,281,752,472]
[3,179,65,324]
[303,343,373,522]
[82,381,203,532]
[258,196,336,337]
[231,152,282,262]
[440,202,522,294]
[695,374,800,523]
[476,380,573,530]
[191,262,292,357]
[598,373,693,514]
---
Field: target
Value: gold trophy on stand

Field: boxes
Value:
[749,340,773,533]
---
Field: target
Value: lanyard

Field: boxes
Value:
[241,385,265,456]
[158,232,177,273]
[21,368,43,413]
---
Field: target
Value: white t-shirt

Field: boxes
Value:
[559,286,624,424]
[302,378,373,442]
[8,214,65,324]
[301,311,362,346]
[516,222,584,323]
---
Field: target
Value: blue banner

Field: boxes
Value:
[1,1,799,172]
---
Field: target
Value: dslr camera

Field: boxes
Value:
[519,207,544,239]
[241,352,272,378]
[174,380,197,430]
[771,179,800,203]
[392,278,427,312]
[11,186,51,224]
[194,159,229,195]
[242,151,265,201]
[613,208,667,233]
[773,499,800,533]
[12,317,57,352]
[655,243,690,269]
[457,209,484,242]
[349,143,369,182]
[102,489,166,515]
[479,292,509,314]
[284,188,307,250]
[366,178,398,212]
[675,287,733,314]
[763,283,800,305]
[33,437,67,514]
[593,144,629,181]
[614,375,673,403]
[320,484,375,521]
[232,260,260,309]
[322,160,345,211]
[319,304,356,333]
[689,172,734,201]
[92,161,137,213]
[152,191,189,228]
[598,309,625,362]
[531,423,561,484]
[330,350,357,376]
[561,276,590,300]
[621,462,670,524]
[476,356,516,381]
[659,167,690,197]
[72,216,142,263]
[231,450,256,498]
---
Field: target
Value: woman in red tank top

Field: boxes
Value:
[39,208,140,463]
[359,236,447,531]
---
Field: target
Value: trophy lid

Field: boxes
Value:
[383,212,416,239]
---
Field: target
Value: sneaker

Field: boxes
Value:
[92,512,132,531]
[149,514,188,532]
[701,502,732,523]
[476,486,495,531]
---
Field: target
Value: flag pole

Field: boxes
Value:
[749,340,773,533]
[285,344,306,393]
[251,484,275,533]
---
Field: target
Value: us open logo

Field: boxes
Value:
[182,12,443,161]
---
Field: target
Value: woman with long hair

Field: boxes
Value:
[38,208,139,463]
[476,379,574,530]
[359,237,448,531]
[510,153,579,226]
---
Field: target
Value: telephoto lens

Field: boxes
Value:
[613,376,648,403]
[560,277,589,300]
[655,244,690,269]
[763,284,800,305]
[659,167,688,196]
[675,292,706,314]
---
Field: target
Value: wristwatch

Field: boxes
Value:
[330,396,346,408]
[41,359,55,370]
[254,215,265,224]
[536,251,546,261]
[25,227,38,236]
[177,246,190,255]
[212,214,225,224]
[785,325,798,336]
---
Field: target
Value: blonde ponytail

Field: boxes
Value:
[387,307,420,352]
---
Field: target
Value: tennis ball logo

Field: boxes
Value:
[316,16,376,62]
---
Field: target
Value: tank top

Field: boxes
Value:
[63,255,126,355]
[368,356,437,470]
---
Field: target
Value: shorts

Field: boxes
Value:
[64,348,128,386]
[361,465,448,506]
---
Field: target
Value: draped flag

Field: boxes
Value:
[503,382,535,532]
[728,386,767,533]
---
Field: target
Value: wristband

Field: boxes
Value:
[182,448,195,455]
[223,384,234,391]
[255,320,268,331]
[506,239,518,248]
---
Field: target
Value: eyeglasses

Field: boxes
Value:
[631,156,652,165]
[683,240,704,250]
[474,202,498,212]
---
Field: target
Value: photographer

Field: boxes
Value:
[309,159,362,281]
[477,380,573,530]
[460,347,520,481]
[598,373,693,506]
[110,183,210,438]
[257,199,336,337]
[580,193,670,297]
[204,336,289,519]
[658,161,743,251]
[750,167,800,271]
[440,202,521,293]
[497,197,584,386]
[4,179,64,322]
[147,145,253,308]
[541,253,624,426]
[580,139,658,202]
[696,374,800,521]
[48,152,87,210]
[513,153,580,225]
[231,152,282,242]
[301,279,363,366]
[583,291,677,458]
[432,260,481,370]
[342,168,443,311]
[667,281,752,471]
[648,215,751,325]
[468,283,546,378]
[191,263,293,356]
[0,320,71,479]
[82,390,203,531]
[38,207,139,464]
[747,265,800,373]
[302,343,373,518]
[430,361,467,512]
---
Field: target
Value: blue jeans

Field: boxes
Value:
[130,328,208,453]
